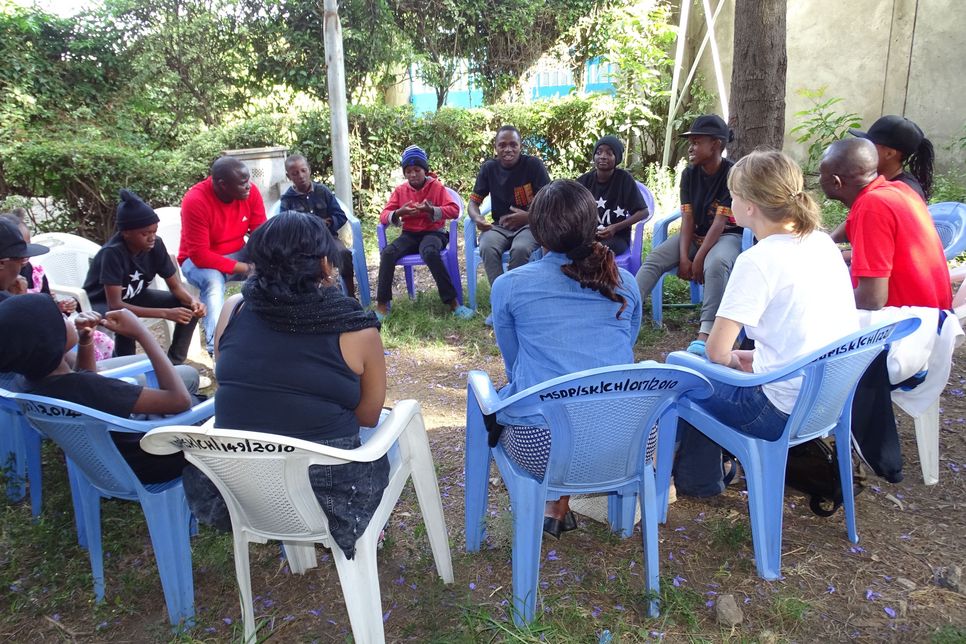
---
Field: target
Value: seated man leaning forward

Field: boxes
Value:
[468,125,551,285]
[178,156,266,355]
[375,145,473,321]
[822,137,950,482]
[635,115,743,355]
[84,189,205,365]
[279,153,356,298]
[576,135,650,256]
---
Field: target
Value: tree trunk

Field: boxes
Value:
[727,0,787,159]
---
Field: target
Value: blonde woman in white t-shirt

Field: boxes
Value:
[673,149,859,497]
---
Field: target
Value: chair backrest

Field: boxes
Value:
[497,364,712,491]
[9,392,147,499]
[636,182,656,217]
[445,186,465,218]
[927,202,966,260]
[786,318,920,444]
[155,207,183,250]
[31,233,100,287]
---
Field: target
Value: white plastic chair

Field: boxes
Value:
[141,400,453,644]
[152,207,206,361]
[31,232,101,311]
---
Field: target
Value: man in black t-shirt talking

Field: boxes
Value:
[468,125,551,285]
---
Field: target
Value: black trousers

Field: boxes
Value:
[333,239,355,296]
[376,230,456,305]
[850,352,903,482]
[93,289,199,365]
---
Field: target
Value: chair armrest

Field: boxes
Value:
[651,210,681,247]
[463,213,477,251]
[467,370,502,415]
[99,358,154,380]
[448,218,459,246]
[47,283,92,313]
[377,221,388,249]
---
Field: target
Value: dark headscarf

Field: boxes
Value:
[241,280,380,335]
[594,136,625,166]
[0,294,66,380]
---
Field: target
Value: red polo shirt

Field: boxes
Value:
[846,176,951,309]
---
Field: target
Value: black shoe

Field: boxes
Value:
[543,516,563,540]
[561,510,578,533]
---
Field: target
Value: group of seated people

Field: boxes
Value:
[0,109,952,554]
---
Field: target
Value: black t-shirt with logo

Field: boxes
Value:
[576,168,648,244]
[83,233,177,305]
[680,158,741,238]
[471,155,551,221]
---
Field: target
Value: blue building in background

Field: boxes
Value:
[409,58,615,113]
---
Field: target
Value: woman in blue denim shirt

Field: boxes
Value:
[490,179,642,538]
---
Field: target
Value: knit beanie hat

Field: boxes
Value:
[0,294,66,380]
[595,135,625,166]
[116,189,160,231]
[400,145,430,172]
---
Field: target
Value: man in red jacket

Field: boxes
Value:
[375,145,472,321]
[178,156,266,354]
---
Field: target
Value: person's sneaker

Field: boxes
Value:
[484,314,493,327]
[452,305,474,320]
[374,309,387,322]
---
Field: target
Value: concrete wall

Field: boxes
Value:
[683,0,965,173]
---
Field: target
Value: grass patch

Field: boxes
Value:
[706,517,752,551]
[657,576,705,630]
[932,625,966,644]
[771,595,811,627]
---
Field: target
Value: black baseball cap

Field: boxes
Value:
[680,114,733,142]
[0,219,49,260]
[849,115,924,156]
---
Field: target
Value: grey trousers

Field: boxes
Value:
[635,232,743,334]
[479,224,538,284]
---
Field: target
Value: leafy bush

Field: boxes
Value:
[790,88,861,173]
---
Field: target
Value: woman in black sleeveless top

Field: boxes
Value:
[183,212,387,559]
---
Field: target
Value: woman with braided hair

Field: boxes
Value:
[850,115,934,201]
[490,179,642,538]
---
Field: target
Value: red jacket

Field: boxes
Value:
[379,175,459,232]
[178,177,267,273]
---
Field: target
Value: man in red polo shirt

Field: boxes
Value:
[821,137,950,481]
[178,156,266,354]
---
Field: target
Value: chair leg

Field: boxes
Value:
[282,541,318,575]
[651,277,664,326]
[71,470,105,601]
[404,266,416,300]
[607,491,637,539]
[834,425,859,544]
[655,411,679,524]
[332,534,385,644]
[467,252,479,311]
[464,392,491,552]
[406,424,454,583]
[913,400,940,485]
[639,468,660,618]
[741,443,788,580]
[23,424,43,518]
[690,281,703,304]
[447,254,464,305]
[231,532,258,644]
[66,459,89,549]
[504,475,546,626]
[140,488,195,627]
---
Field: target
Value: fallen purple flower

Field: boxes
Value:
[547,550,560,561]
[884,606,896,618]
[827,585,835,594]
[382,609,392,623]
[672,575,686,587]
[468,582,476,590]
[591,606,602,618]
[223,617,233,625]
[865,589,881,601]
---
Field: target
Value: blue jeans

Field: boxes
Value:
[180,249,249,354]
[674,382,789,497]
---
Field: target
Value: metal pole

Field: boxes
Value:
[323,0,354,215]
[663,0,691,167]
[702,0,729,121]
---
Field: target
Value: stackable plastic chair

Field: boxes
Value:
[31,232,100,312]
[268,197,371,306]
[376,187,464,304]
[656,318,920,580]
[613,182,656,277]
[928,202,966,260]
[465,364,713,625]
[4,385,215,628]
[142,399,453,644]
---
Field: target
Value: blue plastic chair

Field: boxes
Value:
[465,363,713,625]
[3,387,215,628]
[0,374,42,515]
[655,318,921,580]
[269,197,372,307]
[376,187,464,305]
[465,184,655,311]
[927,202,966,260]
[649,211,756,326]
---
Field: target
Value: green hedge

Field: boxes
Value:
[2,95,676,240]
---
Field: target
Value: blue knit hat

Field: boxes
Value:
[400,145,429,172]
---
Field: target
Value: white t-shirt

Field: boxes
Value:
[716,231,859,413]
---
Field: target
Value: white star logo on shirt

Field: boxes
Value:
[596,197,606,210]
[614,206,626,219]
[129,270,142,283]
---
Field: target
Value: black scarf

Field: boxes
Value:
[241,281,380,335]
